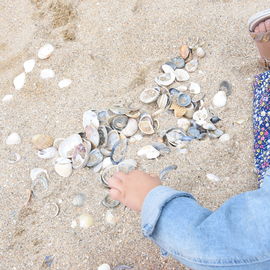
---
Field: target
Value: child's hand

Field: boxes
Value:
[108,170,161,212]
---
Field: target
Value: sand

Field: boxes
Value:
[0,0,269,269]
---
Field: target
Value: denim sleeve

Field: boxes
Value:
[141,173,270,268]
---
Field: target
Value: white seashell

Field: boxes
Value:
[40,69,55,79]
[219,133,230,142]
[93,162,103,173]
[38,43,54,59]
[2,94,13,103]
[83,110,99,129]
[196,47,206,58]
[174,69,190,82]
[155,72,175,86]
[54,157,72,177]
[137,145,160,159]
[107,130,120,150]
[37,147,58,159]
[8,152,21,164]
[193,108,208,125]
[139,87,160,104]
[23,59,35,73]
[202,122,216,130]
[185,59,198,73]
[176,85,188,92]
[30,168,49,181]
[58,79,72,88]
[79,213,94,228]
[72,193,86,207]
[71,220,77,228]
[97,264,111,270]
[206,173,220,182]
[105,210,117,225]
[85,124,100,148]
[177,118,190,131]
[13,72,26,90]
[161,64,175,74]
[121,118,138,137]
[6,132,21,145]
[102,157,113,169]
[189,82,201,94]
[184,103,195,119]
[58,134,82,158]
[53,138,65,149]
[212,91,227,108]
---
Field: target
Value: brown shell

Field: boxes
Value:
[179,45,190,60]
[32,134,54,150]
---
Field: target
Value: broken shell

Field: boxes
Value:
[72,193,86,207]
[187,127,201,139]
[165,128,192,146]
[105,210,117,225]
[110,115,129,131]
[8,152,21,164]
[2,94,13,103]
[184,103,195,118]
[208,129,224,139]
[155,72,175,86]
[38,147,58,159]
[100,165,119,187]
[58,134,82,158]
[6,132,21,145]
[83,110,99,129]
[44,202,60,218]
[170,103,187,118]
[139,87,160,104]
[138,114,154,135]
[189,82,201,94]
[58,79,72,88]
[98,264,111,270]
[111,138,128,165]
[152,142,171,155]
[87,149,104,167]
[85,124,100,148]
[219,133,230,142]
[72,142,91,169]
[107,130,120,150]
[101,194,120,208]
[13,72,26,90]
[196,47,205,58]
[100,148,112,157]
[30,168,49,198]
[212,90,227,108]
[177,118,191,131]
[38,43,54,59]
[161,63,175,73]
[32,134,54,150]
[219,80,232,96]
[179,45,190,60]
[185,59,198,73]
[193,108,208,125]
[78,214,94,228]
[171,57,185,69]
[137,145,160,159]
[206,173,220,182]
[23,59,35,73]
[202,122,216,131]
[54,157,72,178]
[160,165,177,180]
[174,69,190,82]
[40,69,55,79]
[30,168,49,181]
[121,118,138,137]
[177,93,191,107]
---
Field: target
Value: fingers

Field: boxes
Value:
[109,188,122,201]
[259,22,266,33]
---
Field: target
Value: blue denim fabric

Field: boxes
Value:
[141,169,270,270]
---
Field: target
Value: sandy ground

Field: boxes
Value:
[1,0,270,269]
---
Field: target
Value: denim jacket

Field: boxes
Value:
[141,170,270,270]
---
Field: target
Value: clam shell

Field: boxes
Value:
[102,157,113,169]
[152,142,171,155]
[212,90,227,108]
[174,69,190,82]
[32,134,54,150]
[72,142,91,169]
[111,138,128,165]
[98,126,108,147]
[139,87,160,104]
[40,69,55,79]
[100,165,119,187]
[137,145,160,159]
[185,59,198,73]
[161,64,175,73]
[23,59,35,73]
[30,168,49,198]
[13,72,26,90]
[93,162,103,173]
[155,72,175,86]
[98,264,111,270]
[58,79,72,88]
[171,57,185,69]
[176,85,188,92]
[110,115,129,131]
[138,114,154,135]
[2,94,13,103]
[97,110,110,124]
[30,168,49,181]
[38,43,54,59]
[121,118,138,137]
[85,124,100,148]
[159,165,177,180]
[189,82,201,94]
[196,47,205,58]
[38,147,58,159]
[165,128,187,146]
[78,214,94,228]
[177,93,191,107]
[169,88,181,96]
[100,148,112,157]
[6,132,21,145]
[72,193,86,207]
[87,149,103,167]
[107,130,120,150]
[177,118,191,131]
[157,93,171,110]
[54,157,72,178]
[83,110,99,129]
[101,194,120,208]
[179,45,190,60]
[58,134,82,158]
[187,127,201,139]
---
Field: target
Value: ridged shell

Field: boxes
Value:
[32,134,54,150]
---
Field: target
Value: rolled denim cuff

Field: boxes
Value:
[141,185,196,237]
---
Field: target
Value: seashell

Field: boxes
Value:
[219,133,230,142]
[2,94,13,103]
[178,148,188,154]
[208,129,224,139]
[13,72,26,90]
[210,116,221,124]
[165,128,192,146]
[97,110,110,124]
[171,57,185,69]
[32,134,54,150]
[159,165,177,180]
[212,90,227,108]
[100,148,112,157]
[23,59,35,73]
[72,142,91,169]
[98,126,108,147]
[118,159,137,173]
[111,138,128,165]
[179,45,190,60]
[157,93,171,110]
[109,105,129,115]
[176,141,189,149]
[93,162,103,173]
[189,82,201,94]
[177,93,191,107]
[152,142,171,155]
[53,138,65,149]
[219,80,232,96]
[98,264,111,270]
[72,193,86,207]
[87,149,104,167]
[58,79,72,88]
[58,134,82,158]
[185,59,198,73]
[169,88,181,96]
[8,152,21,164]
[176,85,188,92]
[78,213,94,228]
[83,110,99,129]
[37,147,58,159]
[235,119,245,125]
[101,194,120,208]
[100,165,119,187]
[161,63,175,73]
[177,118,191,131]
[192,93,205,103]
[125,109,140,119]
[138,114,154,135]
[137,145,160,159]
[174,69,190,82]
[155,72,175,86]
[40,69,55,79]
[110,115,129,131]
[102,157,113,169]
[193,108,208,125]
[71,220,77,228]
[121,118,138,137]
[30,168,49,198]
[107,130,120,150]
[184,102,195,118]
[139,87,160,104]
[206,173,220,182]
[187,127,201,139]
[6,132,21,145]
[196,47,205,58]
[38,43,54,59]
[202,122,216,131]
[170,103,187,118]
[85,124,100,148]
[54,157,72,177]
[44,202,60,218]
[105,210,117,225]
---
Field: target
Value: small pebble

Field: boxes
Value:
[38,43,54,59]
[2,94,13,103]
[6,132,21,145]
[13,72,26,90]
[97,264,111,270]
[32,134,54,150]
[105,210,117,225]
[58,79,72,88]
[23,59,35,73]
[79,214,94,228]
[219,133,230,142]
[206,173,220,182]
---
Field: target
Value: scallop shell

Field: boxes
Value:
[107,130,120,150]
[121,118,138,137]
[13,72,26,90]
[85,124,100,148]
[38,43,54,59]
[6,132,21,145]
[155,72,175,86]
[138,114,154,135]
[2,94,13,103]
[32,134,54,150]
[174,69,190,82]
[58,134,83,158]
[177,118,191,131]
[179,45,190,60]
[83,110,99,129]
[30,168,49,181]
[139,87,160,104]
[189,82,201,94]
[196,47,206,58]
[37,147,58,159]
[23,59,35,73]
[170,103,187,118]
[185,59,198,73]
[72,142,91,169]
[137,145,160,159]
[40,69,55,79]
[87,149,104,167]
[58,79,72,88]
[54,157,72,178]
[212,90,227,108]
[78,214,94,228]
